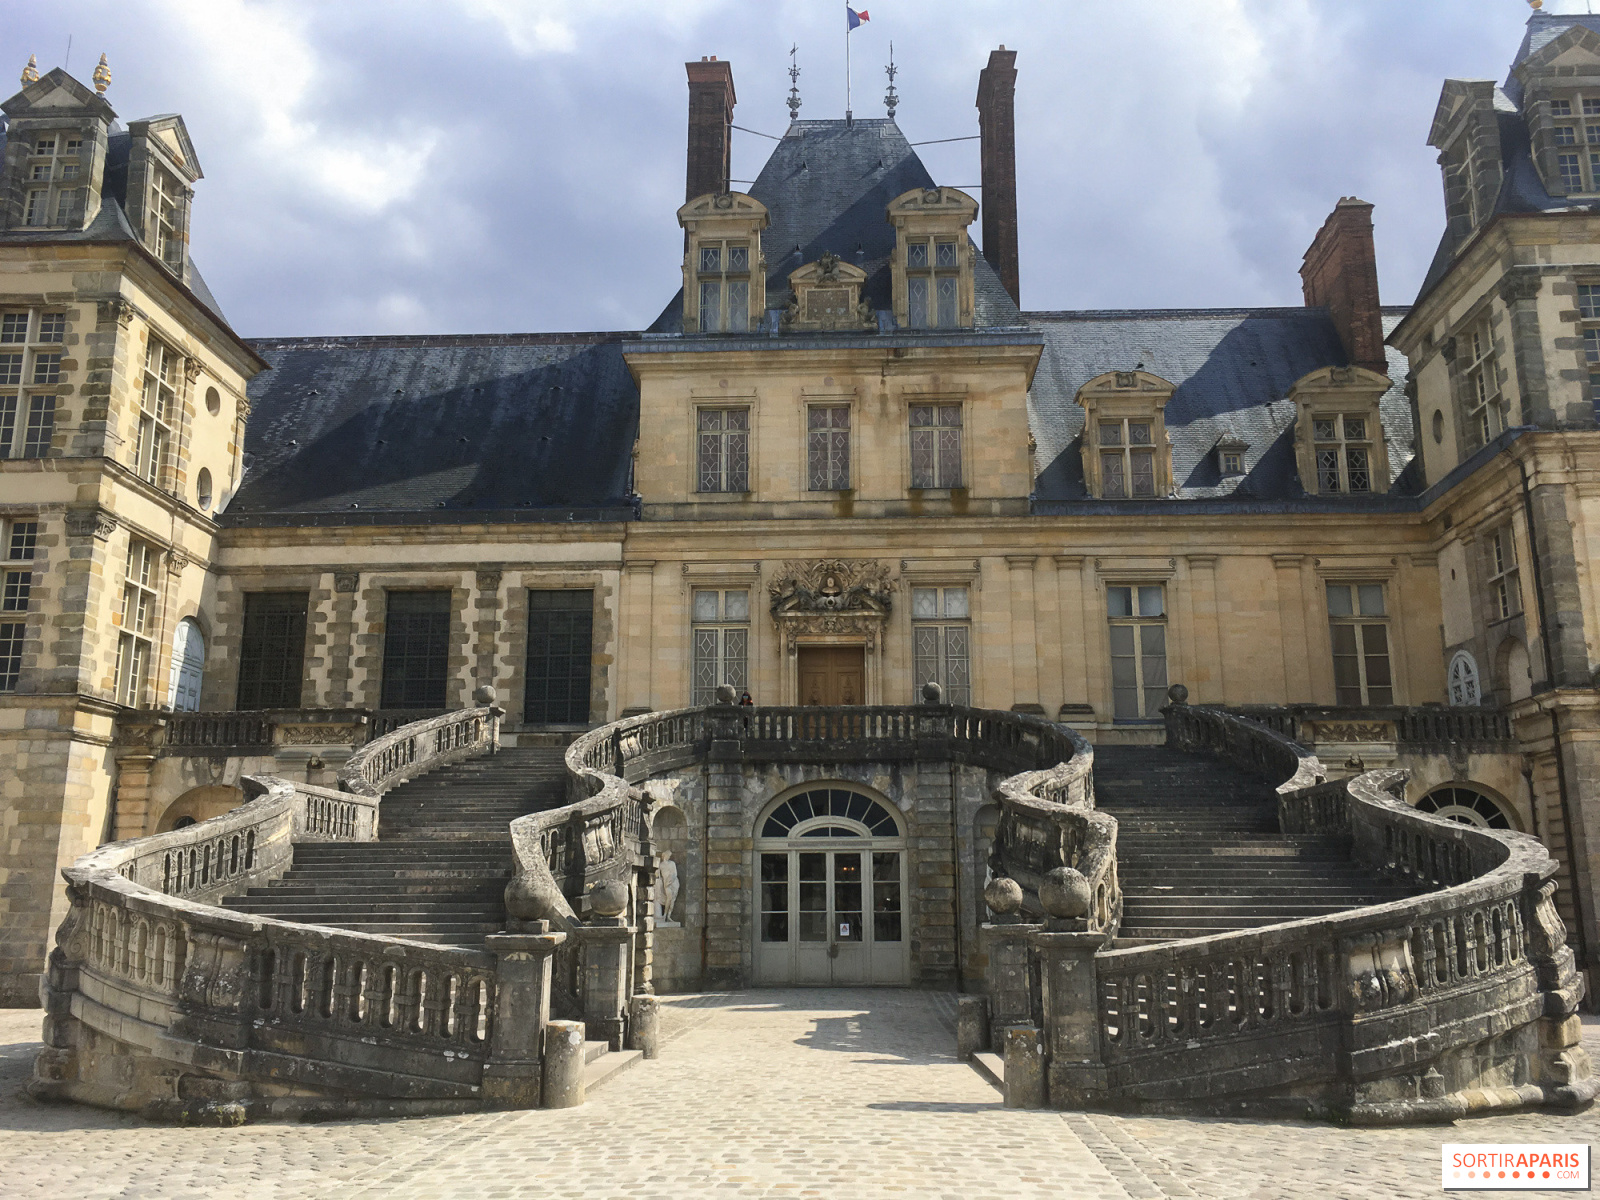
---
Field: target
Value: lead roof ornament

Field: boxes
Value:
[787,44,802,120]
[20,55,37,86]
[884,43,898,119]
[92,53,110,95]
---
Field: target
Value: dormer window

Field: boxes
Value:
[1540,92,1600,193]
[1098,419,1156,498]
[1215,436,1248,477]
[149,165,185,272]
[697,240,751,333]
[1074,371,1176,500]
[1312,414,1372,493]
[905,237,959,329]
[22,135,86,228]
[1287,365,1392,496]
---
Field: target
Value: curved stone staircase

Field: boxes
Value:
[1093,744,1425,945]
[223,744,567,946]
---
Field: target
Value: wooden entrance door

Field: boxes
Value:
[797,646,865,706]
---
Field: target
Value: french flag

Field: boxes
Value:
[847,6,869,30]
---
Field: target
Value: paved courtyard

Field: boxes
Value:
[0,992,1593,1199]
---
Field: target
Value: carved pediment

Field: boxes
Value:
[784,253,873,332]
[886,186,979,221]
[769,558,895,617]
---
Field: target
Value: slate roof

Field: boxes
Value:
[1028,308,1416,507]
[225,334,640,524]
[649,118,1021,332]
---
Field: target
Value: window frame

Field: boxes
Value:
[1106,583,1169,720]
[910,585,971,705]
[1325,580,1394,707]
[137,336,179,487]
[691,588,750,705]
[235,591,309,710]
[1547,91,1600,193]
[1097,417,1159,499]
[1310,412,1375,494]
[1486,525,1521,623]
[1579,282,1600,414]
[114,538,159,708]
[0,307,66,460]
[806,404,851,492]
[21,132,87,229]
[525,589,595,724]
[907,401,963,490]
[904,236,961,329]
[0,518,36,693]
[1459,317,1508,450]
[379,590,453,711]
[694,238,752,334]
[696,405,751,494]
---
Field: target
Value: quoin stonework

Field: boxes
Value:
[0,15,1596,1123]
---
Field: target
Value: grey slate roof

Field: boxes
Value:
[1028,308,1416,505]
[224,334,640,523]
[1507,14,1600,105]
[649,117,1021,332]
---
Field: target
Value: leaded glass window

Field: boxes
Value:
[0,621,21,691]
[904,237,960,328]
[1327,582,1392,706]
[1311,413,1373,494]
[525,590,593,723]
[1460,319,1507,449]
[115,539,159,708]
[807,406,850,491]
[911,586,970,704]
[381,591,452,710]
[691,588,748,705]
[236,592,308,709]
[695,239,751,333]
[697,408,749,493]
[1108,584,1167,719]
[908,403,962,488]
[1097,418,1157,498]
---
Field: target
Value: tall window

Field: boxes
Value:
[697,407,749,493]
[691,589,748,705]
[807,406,850,491]
[1461,319,1507,449]
[114,540,158,707]
[526,590,593,723]
[380,591,452,710]
[696,240,750,333]
[1108,585,1167,719]
[1487,526,1521,621]
[909,403,962,489]
[138,338,178,486]
[1311,413,1373,494]
[1549,94,1600,192]
[0,520,36,693]
[905,237,959,328]
[1580,284,1600,412]
[1327,582,1393,706]
[149,164,185,271]
[23,134,86,228]
[911,586,970,705]
[1448,651,1481,708]
[0,308,64,459]
[235,592,308,709]
[1099,418,1157,498]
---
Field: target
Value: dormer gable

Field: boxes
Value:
[0,67,115,234]
[1075,370,1176,500]
[1426,79,1504,247]
[782,253,872,332]
[125,114,202,285]
[1287,365,1394,497]
[1512,24,1600,198]
[886,186,979,330]
[677,190,768,333]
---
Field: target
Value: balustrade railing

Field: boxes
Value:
[339,706,499,797]
[1220,703,1515,751]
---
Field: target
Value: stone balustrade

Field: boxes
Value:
[1219,703,1515,754]
[115,708,447,755]
[992,699,1595,1123]
[33,704,567,1121]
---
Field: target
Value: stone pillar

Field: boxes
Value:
[1002,1024,1046,1108]
[1005,556,1042,713]
[620,560,657,716]
[982,921,1041,1046]
[911,760,959,987]
[703,703,747,987]
[1498,269,1562,427]
[541,1019,587,1109]
[1184,555,1223,703]
[111,751,158,840]
[473,567,504,699]
[956,994,989,1059]
[327,573,360,706]
[1271,555,1309,702]
[629,992,660,1059]
[574,919,634,1051]
[482,927,566,1110]
[1033,929,1109,1107]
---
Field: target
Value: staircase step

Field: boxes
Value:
[585,1048,644,1094]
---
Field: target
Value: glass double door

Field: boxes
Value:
[756,846,906,985]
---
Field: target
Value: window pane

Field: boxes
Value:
[1342,416,1366,441]
[935,241,957,268]
[1346,448,1371,493]
[723,590,749,621]
[728,244,749,272]
[726,430,748,491]
[935,277,958,328]
[1130,450,1155,497]
[1098,422,1122,446]
[1357,584,1385,616]
[937,427,961,487]
[909,427,934,488]
[943,587,969,619]
[1107,586,1133,618]
[699,246,720,273]
[526,590,592,722]
[0,355,21,386]
[912,587,937,618]
[944,626,970,704]
[726,281,748,332]
[1313,418,1337,441]
[23,396,54,457]
[699,282,720,332]
[236,593,308,709]
[1101,452,1125,498]
[1330,623,1362,706]
[381,591,452,710]
[1137,586,1164,617]
[693,590,719,622]
[1325,584,1353,617]
[1128,421,1152,445]
[907,277,928,328]
[907,242,928,269]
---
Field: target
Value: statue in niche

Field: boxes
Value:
[655,850,682,927]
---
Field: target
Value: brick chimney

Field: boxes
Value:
[1300,197,1386,375]
[685,57,735,201]
[976,46,1020,307]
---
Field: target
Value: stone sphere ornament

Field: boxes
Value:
[983,875,1024,915]
[715,684,737,705]
[1038,866,1091,920]
[473,684,497,706]
[589,880,630,918]
[1166,683,1189,706]
[921,680,945,705]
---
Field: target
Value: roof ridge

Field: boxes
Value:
[1023,306,1331,321]
[246,331,639,348]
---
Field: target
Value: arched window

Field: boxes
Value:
[1415,785,1512,830]
[1448,650,1481,707]
[760,788,900,838]
[167,618,204,712]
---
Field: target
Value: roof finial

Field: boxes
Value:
[1528,0,1543,9]
[884,41,898,119]
[91,52,110,94]
[20,55,38,85]
[787,43,802,120]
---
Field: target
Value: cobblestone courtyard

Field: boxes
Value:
[0,993,1594,1199]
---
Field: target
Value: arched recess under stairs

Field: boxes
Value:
[155,784,245,833]
[753,783,908,987]
[1414,784,1516,831]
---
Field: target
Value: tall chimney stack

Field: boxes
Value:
[1300,197,1387,375]
[976,46,1020,307]
[685,57,736,201]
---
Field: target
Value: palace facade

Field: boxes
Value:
[2,17,1600,1007]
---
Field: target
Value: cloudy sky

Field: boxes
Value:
[8,0,1565,336]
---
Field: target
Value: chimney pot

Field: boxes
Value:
[976,47,1020,307]
[1300,197,1386,375]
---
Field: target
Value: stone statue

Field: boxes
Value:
[656,851,681,927]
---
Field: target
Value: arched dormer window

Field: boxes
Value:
[1074,370,1176,499]
[886,187,978,330]
[1287,365,1393,496]
[677,191,769,333]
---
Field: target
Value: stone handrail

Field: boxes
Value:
[1220,703,1515,750]
[506,702,1110,933]
[1016,701,1594,1121]
[339,706,500,797]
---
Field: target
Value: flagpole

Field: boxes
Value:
[845,17,852,120]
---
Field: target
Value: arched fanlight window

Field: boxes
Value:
[1415,785,1512,830]
[1447,650,1481,707]
[760,788,900,839]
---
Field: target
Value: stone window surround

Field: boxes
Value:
[1314,564,1403,707]
[1075,371,1175,501]
[1531,87,1600,196]
[687,388,756,500]
[901,561,980,705]
[896,388,968,494]
[1286,366,1392,498]
[886,186,978,332]
[676,191,769,336]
